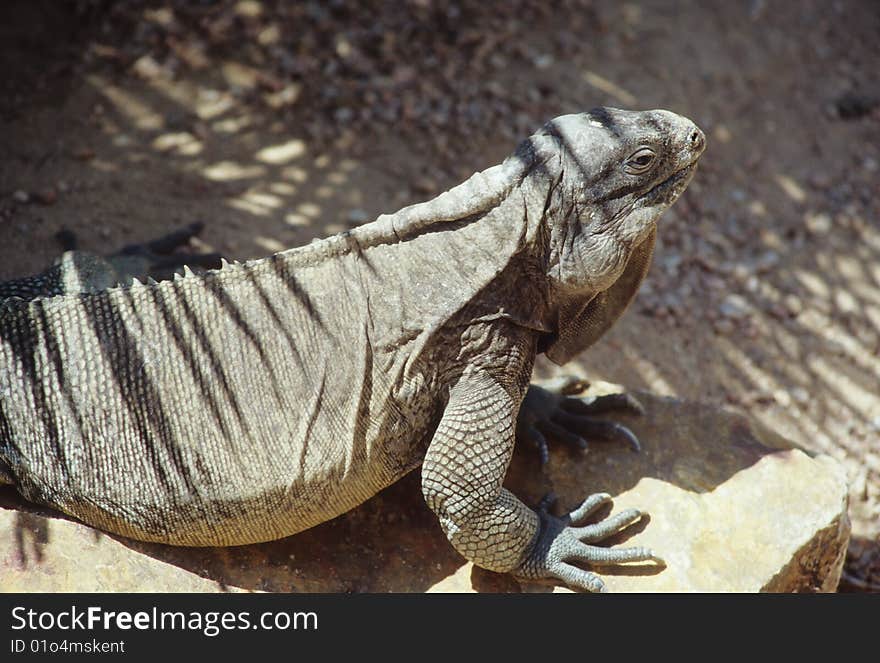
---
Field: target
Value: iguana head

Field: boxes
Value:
[524,107,705,364]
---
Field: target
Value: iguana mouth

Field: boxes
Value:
[645,161,699,206]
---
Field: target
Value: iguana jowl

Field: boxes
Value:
[0,107,704,591]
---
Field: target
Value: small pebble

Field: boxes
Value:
[790,387,810,405]
[334,107,353,123]
[720,293,751,318]
[731,264,751,282]
[532,53,554,69]
[784,294,803,316]
[131,54,163,80]
[809,173,832,190]
[773,389,792,408]
[753,250,779,273]
[413,177,437,195]
[72,148,95,161]
[35,189,57,206]
[805,212,832,234]
[834,290,858,314]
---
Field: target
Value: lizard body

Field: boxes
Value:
[0,108,704,590]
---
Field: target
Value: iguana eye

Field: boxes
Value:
[624,148,656,175]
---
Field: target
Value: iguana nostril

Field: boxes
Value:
[689,129,704,151]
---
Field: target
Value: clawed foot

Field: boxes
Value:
[517,376,644,464]
[514,492,664,592]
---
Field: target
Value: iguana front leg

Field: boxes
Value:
[517,377,644,464]
[422,370,659,591]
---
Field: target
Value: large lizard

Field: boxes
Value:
[0,107,704,591]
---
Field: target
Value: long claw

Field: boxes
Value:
[604,421,642,453]
[650,553,667,567]
[551,412,642,453]
[517,379,645,465]
[523,426,550,465]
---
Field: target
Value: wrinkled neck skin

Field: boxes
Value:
[545,151,658,305]
[477,141,660,343]
[527,143,684,365]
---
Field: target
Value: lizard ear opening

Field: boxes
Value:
[543,228,656,365]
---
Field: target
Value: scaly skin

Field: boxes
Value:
[0,108,704,591]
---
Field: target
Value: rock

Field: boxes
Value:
[834,290,858,315]
[731,263,751,283]
[131,54,164,80]
[263,83,301,109]
[412,177,438,195]
[719,293,751,319]
[532,53,554,69]
[773,389,792,408]
[809,173,832,190]
[753,250,779,273]
[0,392,849,592]
[34,189,57,206]
[805,212,832,234]
[713,318,736,335]
[784,294,804,317]
[516,388,849,592]
[72,147,95,161]
[790,387,811,406]
[834,92,878,120]
[334,107,354,123]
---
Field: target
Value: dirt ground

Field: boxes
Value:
[1,0,878,590]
